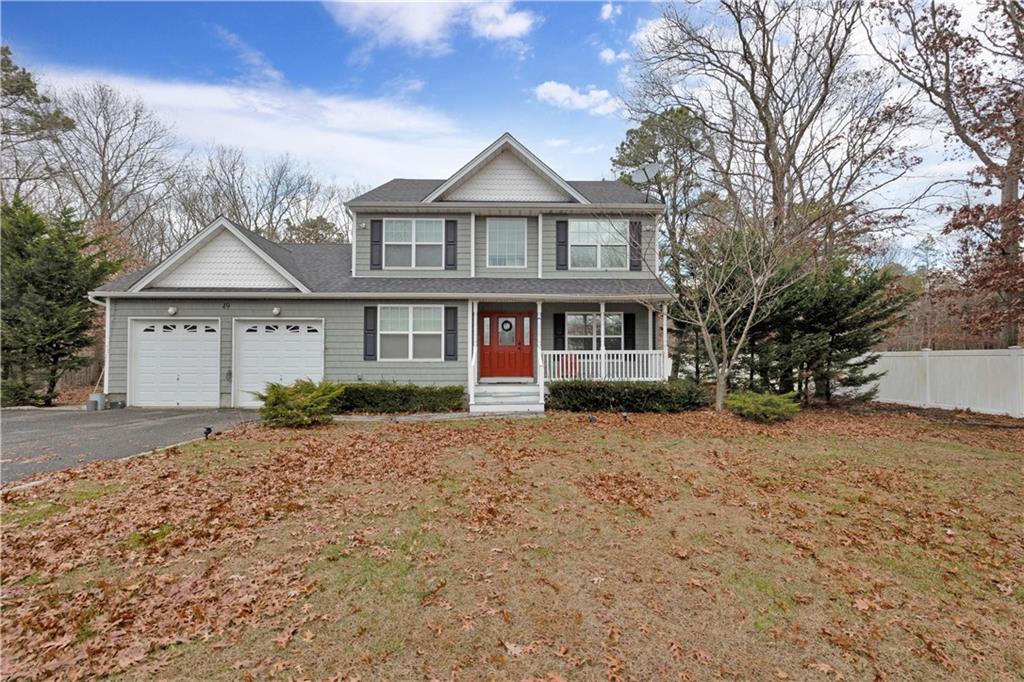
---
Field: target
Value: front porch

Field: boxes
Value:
[467,300,671,413]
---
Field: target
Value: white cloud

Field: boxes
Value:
[599,3,622,21]
[544,138,570,147]
[213,26,284,85]
[322,1,538,56]
[599,47,629,64]
[534,81,622,116]
[38,65,485,186]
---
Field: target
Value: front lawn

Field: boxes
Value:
[2,409,1021,679]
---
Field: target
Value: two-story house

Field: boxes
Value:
[91,133,672,412]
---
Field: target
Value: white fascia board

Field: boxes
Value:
[129,217,310,293]
[423,133,590,204]
[91,290,674,302]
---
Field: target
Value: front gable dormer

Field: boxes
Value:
[130,217,308,292]
[424,133,589,204]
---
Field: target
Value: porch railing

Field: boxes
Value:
[542,350,667,382]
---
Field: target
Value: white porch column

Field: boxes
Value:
[470,213,476,277]
[468,300,477,405]
[536,301,544,403]
[537,213,543,278]
[599,301,607,379]
[661,303,669,379]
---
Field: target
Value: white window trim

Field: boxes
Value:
[486,217,528,269]
[567,218,630,271]
[377,305,446,362]
[383,218,445,270]
[565,311,624,351]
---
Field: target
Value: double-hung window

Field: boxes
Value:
[569,219,628,269]
[566,312,624,351]
[487,218,527,268]
[378,305,444,360]
[384,219,444,268]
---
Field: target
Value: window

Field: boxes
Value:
[384,219,444,268]
[378,305,444,361]
[566,312,624,350]
[569,219,628,270]
[487,218,527,268]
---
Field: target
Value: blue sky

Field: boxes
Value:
[2,1,662,187]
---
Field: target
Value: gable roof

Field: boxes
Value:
[423,133,588,204]
[128,217,311,293]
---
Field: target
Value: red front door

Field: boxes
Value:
[479,311,534,378]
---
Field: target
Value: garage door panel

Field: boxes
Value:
[234,320,324,407]
[130,320,220,407]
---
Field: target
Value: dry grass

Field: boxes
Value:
[2,407,1022,680]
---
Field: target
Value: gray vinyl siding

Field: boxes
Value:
[540,302,654,351]
[352,212,471,277]
[541,214,658,279]
[475,216,538,278]
[108,298,468,406]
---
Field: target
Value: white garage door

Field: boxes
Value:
[234,320,324,407]
[130,320,220,407]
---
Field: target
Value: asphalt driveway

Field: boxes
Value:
[1,408,256,484]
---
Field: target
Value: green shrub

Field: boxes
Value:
[1,378,40,407]
[256,379,344,427]
[334,383,464,414]
[725,391,800,423]
[547,379,707,413]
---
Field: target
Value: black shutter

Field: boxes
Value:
[363,306,377,360]
[629,220,642,271]
[623,313,636,350]
[555,220,569,270]
[444,219,458,270]
[444,306,458,361]
[553,313,566,350]
[369,220,383,270]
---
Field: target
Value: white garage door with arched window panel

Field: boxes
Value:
[129,319,221,407]
[233,319,325,407]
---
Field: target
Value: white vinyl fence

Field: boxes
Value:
[868,348,1023,418]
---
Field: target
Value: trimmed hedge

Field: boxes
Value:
[258,380,466,427]
[725,391,800,423]
[332,383,465,414]
[257,379,344,427]
[547,380,707,413]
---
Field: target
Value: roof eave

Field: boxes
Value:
[90,289,674,302]
[347,201,665,213]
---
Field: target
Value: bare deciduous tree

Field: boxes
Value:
[865,0,1024,346]
[629,0,921,408]
[46,82,183,233]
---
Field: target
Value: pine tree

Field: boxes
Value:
[1,198,120,405]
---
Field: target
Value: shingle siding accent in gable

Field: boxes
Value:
[152,230,293,288]
[352,212,472,277]
[444,150,572,202]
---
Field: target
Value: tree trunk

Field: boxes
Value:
[714,366,728,411]
[999,152,1021,347]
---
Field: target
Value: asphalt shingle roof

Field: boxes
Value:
[97,242,671,299]
[349,178,652,205]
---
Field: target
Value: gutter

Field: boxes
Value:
[346,202,665,214]
[88,290,674,302]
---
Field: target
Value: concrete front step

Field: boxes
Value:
[469,402,545,414]
[473,383,541,395]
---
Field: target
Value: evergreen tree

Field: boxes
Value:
[747,260,915,402]
[1,198,120,405]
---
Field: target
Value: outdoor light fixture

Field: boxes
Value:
[167,306,177,316]
[271,307,281,316]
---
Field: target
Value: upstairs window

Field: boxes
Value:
[569,219,628,270]
[384,219,444,269]
[487,218,527,268]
